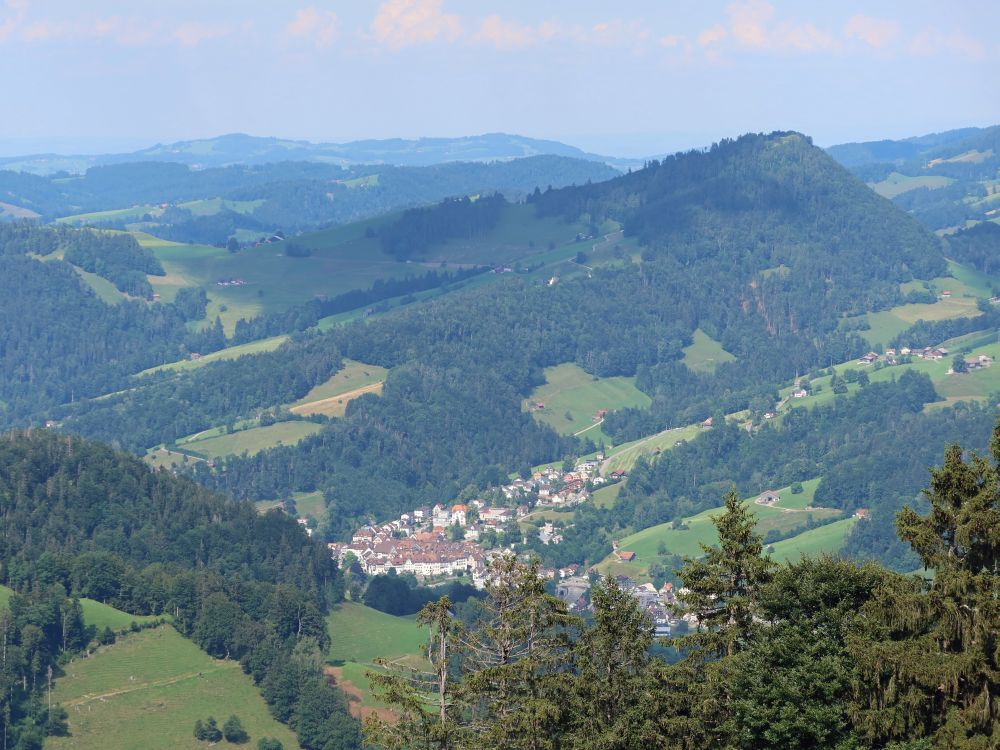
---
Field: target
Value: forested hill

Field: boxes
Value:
[0,429,357,748]
[0,154,619,244]
[0,223,237,425]
[55,131,952,542]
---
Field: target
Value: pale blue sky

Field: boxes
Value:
[0,1,997,156]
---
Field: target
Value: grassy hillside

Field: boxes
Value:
[682,329,737,373]
[50,626,302,750]
[770,518,859,562]
[136,335,289,376]
[178,421,322,459]
[289,360,388,417]
[326,602,428,665]
[525,363,651,444]
[773,335,1000,416]
[325,602,430,718]
[595,486,843,581]
[871,172,955,199]
[134,203,620,337]
[79,599,164,631]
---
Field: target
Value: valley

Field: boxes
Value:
[3,124,1000,750]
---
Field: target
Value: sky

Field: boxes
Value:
[0,0,997,157]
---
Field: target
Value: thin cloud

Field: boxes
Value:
[0,0,27,42]
[910,29,986,61]
[172,21,233,47]
[728,0,770,48]
[370,0,461,49]
[702,1,836,54]
[474,14,534,50]
[844,15,900,49]
[698,25,726,48]
[286,7,339,48]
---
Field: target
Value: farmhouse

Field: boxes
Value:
[617,550,636,562]
[756,491,780,506]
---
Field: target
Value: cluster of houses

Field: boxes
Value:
[859,346,994,371]
[505,459,611,509]
[329,521,490,583]
[215,277,247,287]
[327,500,525,583]
[327,459,623,583]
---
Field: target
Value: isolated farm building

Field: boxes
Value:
[757,491,780,506]
[617,550,637,562]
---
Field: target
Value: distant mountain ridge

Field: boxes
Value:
[826,124,1000,231]
[826,126,989,168]
[0,132,636,175]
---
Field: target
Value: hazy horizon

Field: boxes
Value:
[0,1,997,159]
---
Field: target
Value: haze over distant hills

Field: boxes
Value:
[827,124,1000,231]
[0,132,639,176]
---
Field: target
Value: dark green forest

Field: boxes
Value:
[0,223,225,424]
[0,430,358,750]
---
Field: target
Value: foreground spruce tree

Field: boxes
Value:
[850,429,1000,748]
[566,576,659,749]
[675,488,775,659]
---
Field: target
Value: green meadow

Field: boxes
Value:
[50,626,302,750]
[595,485,844,581]
[326,602,431,716]
[682,329,737,373]
[289,359,389,418]
[326,602,428,665]
[601,423,703,474]
[80,599,165,631]
[870,172,956,199]
[526,363,651,444]
[55,205,164,225]
[178,421,322,459]
[135,334,290,377]
[769,518,859,562]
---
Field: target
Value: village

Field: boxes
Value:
[323,457,685,629]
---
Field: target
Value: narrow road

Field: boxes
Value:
[64,664,233,707]
[573,418,604,437]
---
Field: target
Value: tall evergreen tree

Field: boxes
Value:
[365,596,461,750]
[676,489,775,659]
[850,429,1000,747]
[456,555,577,750]
[567,576,659,749]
